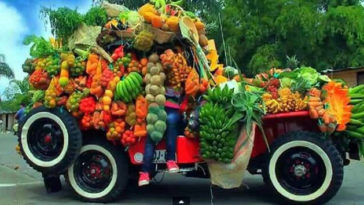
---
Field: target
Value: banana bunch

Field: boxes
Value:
[203,85,234,105]
[115,72,143,103]
[345,85,364,139]
[199,102,236,163]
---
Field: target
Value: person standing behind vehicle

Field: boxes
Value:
[15,103,26,122]
[138,88,184,186]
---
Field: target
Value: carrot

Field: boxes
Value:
[309,108,319,119]
[322,112,331,124]
[317,109,326,116]
[308,101,323,107]
[309,97,321,102]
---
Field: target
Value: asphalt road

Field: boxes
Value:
[1,133,364,205]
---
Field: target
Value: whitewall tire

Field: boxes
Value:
[18,106,82,174]
[263,131,343,204]
[66,137,129,203]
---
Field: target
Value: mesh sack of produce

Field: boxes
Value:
[207,124,256,189]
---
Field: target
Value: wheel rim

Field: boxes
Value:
[73,150,113,193]
[27,118,64,161]
[276,147,326,195]
[269,140,333,202]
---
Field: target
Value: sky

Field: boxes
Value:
[0,0,93,96]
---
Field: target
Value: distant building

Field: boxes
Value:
[0,110,16,131]
[322,67,364,87]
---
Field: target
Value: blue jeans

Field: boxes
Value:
[141,107,181,173]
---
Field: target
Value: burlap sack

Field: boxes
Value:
[207,123,256,189]
[68,23,113,63]
[101,1,128,17]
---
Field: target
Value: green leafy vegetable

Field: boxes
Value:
[23,35,56,58]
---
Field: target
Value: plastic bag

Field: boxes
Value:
[207,123,256,189]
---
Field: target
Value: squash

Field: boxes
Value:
[166,16,179,32]
[151,15,163,28]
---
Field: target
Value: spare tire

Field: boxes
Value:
[18,106,82,174]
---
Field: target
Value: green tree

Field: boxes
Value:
[0,77,30,112]
[0,54,14,79]
[219,0,364,75]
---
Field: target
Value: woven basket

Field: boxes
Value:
[151,27,176,44]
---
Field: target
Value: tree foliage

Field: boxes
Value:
[0,77,30,112]
[0,54,14,79]
[219,0,364,75]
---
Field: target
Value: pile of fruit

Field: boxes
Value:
[22,1,220,149]
[22,0,363,163]
[247,67,353,135]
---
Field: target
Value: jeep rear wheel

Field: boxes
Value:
[263,131,343,204]
[66,137,129,203]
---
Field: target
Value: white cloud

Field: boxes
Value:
[0,2,29,95]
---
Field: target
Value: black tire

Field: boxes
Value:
[66,137,129,203]
[18,106,82,174]
[262,131,343,205]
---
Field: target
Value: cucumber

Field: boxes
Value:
[349,119,364,126]
[352,112,364,119]
[345,130,364,139]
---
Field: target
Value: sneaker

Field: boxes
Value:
[138,172,150,187]
[166,160,179,173]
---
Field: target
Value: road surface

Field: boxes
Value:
[1,133,363,205]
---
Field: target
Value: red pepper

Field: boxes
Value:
[103,111,112,125]
[79,97,96,114]
[111,45,124,61]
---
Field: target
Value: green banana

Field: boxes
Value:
[346,130,364,139]
[349,119,364,126]
[352,112,364,119]
[350,85,364,94]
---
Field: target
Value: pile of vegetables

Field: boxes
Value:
[22,0,362,164]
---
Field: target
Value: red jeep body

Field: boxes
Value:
[128,111,318,165]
